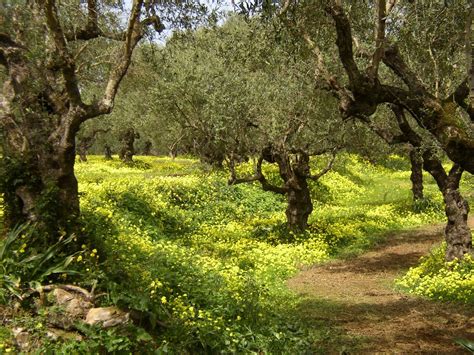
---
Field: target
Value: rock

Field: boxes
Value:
[85,307,129,328]
[46,328,83,342]
[46,312,76,330]
[66,297,92,318]
[12,327,30,350]
[52,288,74,305]
[51,288,93,318]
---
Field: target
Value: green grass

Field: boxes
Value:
[2,153,470,352]
[71,153,447,352]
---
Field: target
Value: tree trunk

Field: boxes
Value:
[104,144,113,160]
[469,0,474,103]
[143,140,152,156]
[409,148,423,201]
[423,156,472,261]
[77,145,88,162]
[2,124,79,246]
[285,178,313,232]
[0,0,162,245]
[443,185,472,261]
[119,128,138,163]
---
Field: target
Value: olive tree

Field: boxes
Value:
[0,0,205,242]
[288,0,473,259]
[150,16,345,230]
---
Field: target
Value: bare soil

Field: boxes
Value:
[288,218,474,354]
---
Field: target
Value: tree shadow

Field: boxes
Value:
[298,297,474,353]
[323,251,428,274]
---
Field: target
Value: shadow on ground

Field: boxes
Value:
[290,218,474,353]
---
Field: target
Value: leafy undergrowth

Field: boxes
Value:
[67,154,448,353]
[396,243,474,304]
[3,154,467,352]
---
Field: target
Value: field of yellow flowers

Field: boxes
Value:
[70,153,467,352]
[1,154,471,353]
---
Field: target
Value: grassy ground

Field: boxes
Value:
[1,153,471,353]
[74,154,449,352]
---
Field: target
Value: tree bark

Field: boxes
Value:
[143,140,152,156]
[319,4,474,174]
[104,144,113,160]
[119,128,139,163]
[77,146,88,162]
[443,188,471,261]
[413,150,472,261]
[409,148,423,201]
[2,121,79,245]
[286,178,313,232]
[77,129,109,162]
[423,155,472,261]
[469,0,474,103]
[368,105,472,260]
[229,146,335,232]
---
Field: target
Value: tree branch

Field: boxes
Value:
[367,0,387,81]
[386,0,397,14]
[387,105,450,191]
[0,33,24,68]
[468,0,474,104]
[367,120,408,145]
[302,30,343,95]
[444,78,474,121]
[83,0,159,120]
[447,163,464,190]
[308,151,337,181]
[326,3,362,85]
[390,104,423,146]
[277,0,293,17]
[228,155,288,195]
[41,0,82,107]
[65,0,164,42]
[382,45,426,93]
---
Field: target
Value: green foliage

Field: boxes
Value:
[73,154,445,352]
[0,325,15,353]
[0,224,82,303]
[396,243,474,304]
[42,323,154,354]
[454,338,474,352]
[0,155,77,239]
[412,197,444,214]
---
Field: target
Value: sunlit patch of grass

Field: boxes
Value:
[0,153,456,351]
[71,153,447,351]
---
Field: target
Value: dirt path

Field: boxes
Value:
[288,219,474,353]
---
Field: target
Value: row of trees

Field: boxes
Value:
[1,0,473,260]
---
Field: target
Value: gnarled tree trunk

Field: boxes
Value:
[286,178,313,231]
[104,144,113,160]
[143,140,152,156]
[2,113,80,245]
[0,0,161,242]
[119,128,139,163]
[423,154,472,261]
[367,105,472,260]
[443,188,471,260]
[409,148,424,201]
[78,148,88,162]
[228,145,336,232]
[77,129,109,162]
